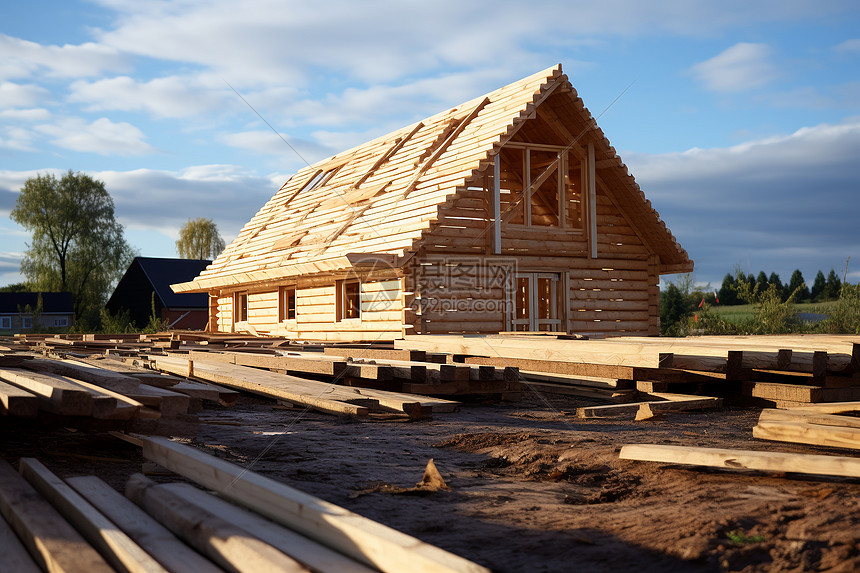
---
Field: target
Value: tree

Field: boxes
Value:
[660,283,686,335]
[176,218,225,259]
[755,271,769,294]
[719,273,738,305]
[788,269,809,302]
[768,272,784,302]
[11,170,136,317]
[824,269,842,300]
[811,270,826,301]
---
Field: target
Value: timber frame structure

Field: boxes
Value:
[173,65,692,341]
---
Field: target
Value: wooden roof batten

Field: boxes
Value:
[172,64,690,294]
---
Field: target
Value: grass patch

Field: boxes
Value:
[726,529,767,546]
[711,301,839,325]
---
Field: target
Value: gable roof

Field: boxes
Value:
[174,64,690,294]
[110,257,211,309]
[0,292,74,314]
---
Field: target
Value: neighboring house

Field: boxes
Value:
[0,292,74,332]
[107,257,212,330]
[172,64,692,341]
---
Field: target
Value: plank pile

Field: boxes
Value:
[395,334,860,409]
[753,402,860,450]
[0,352,239,435]
[0,436,490,573]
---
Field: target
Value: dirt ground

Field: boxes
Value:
[2,390,859,573]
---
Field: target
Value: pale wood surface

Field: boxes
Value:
[126,474,309,573]
[619,444,860,478]
[0,508,42,573]
[19,458,169,573]
[0,459,114,573]
[160,482,376,573]
[141,436,491,573]
[753,420,860,450]
[66,475,224,573]
[0,379,38,418]
[0,368,94,416]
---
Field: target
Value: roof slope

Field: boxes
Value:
[0,292,74,314]
[110,257,211,309]
[175,65,689,293]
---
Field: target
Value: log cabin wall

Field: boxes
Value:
[213,277,406,341]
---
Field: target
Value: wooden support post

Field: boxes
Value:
[587,142,597,259]
[493,153,501,254]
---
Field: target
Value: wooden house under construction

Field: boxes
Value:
[172,65,692,341]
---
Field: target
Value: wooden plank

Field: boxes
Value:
[0,379,39,418]
[753,420,860,450]
[66,475,223,573]
[140,436,491,573]
[23,359,140,394]
[125,384,190,417]
[0,507,42,573]
[0,368,94,416]
[0,459,114,573]
[58,377,142,421]
[758,408,860,429]
[786,401,860,414]
[18,458,169,573]
[160,482,376,573]
[126,474,309,573]
[150,355,370,416]
[742,381,823,403]
[170,380,240,406]
[577,396,723,418]
[619,444,860,478]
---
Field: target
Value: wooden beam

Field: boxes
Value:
[619,444,860,478]
[140,436,491,573]
[587,142,597,258]
[159,482,376,573]
[0,379,38,418]
[493,152,501,253]
[753,420,860,450]
[18,458,169,573]
[576,395,722,418]
[0,505,41,573]
[0,459,114,573]
[0,368,93,416]
[66,475,222,573]
[126,474,309,573]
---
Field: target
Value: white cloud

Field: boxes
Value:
[0,82,50,109]
[0,127,38,151]
[0,33,128,81]
[35,117,155,155]
[690,43,779,93]
[834,38,860,53]
[0,108,51,121]
[68,74,230,118]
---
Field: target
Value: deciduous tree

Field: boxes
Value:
[176,218,226,259]
[11,171,136,317]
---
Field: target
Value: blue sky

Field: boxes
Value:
[2,0,859,290]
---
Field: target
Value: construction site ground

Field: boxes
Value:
[2,390,858,573]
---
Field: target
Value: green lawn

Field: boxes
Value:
[710,300,839,324]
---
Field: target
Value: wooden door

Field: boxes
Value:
[512,272,561,331]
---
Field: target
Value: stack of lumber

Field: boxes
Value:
[0,436,490,573]
[143,353,461,417]
[753,402,860,450]
[395,334,860,408]
[0,355,237,435]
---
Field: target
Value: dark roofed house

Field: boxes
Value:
[0,292,74,333]
[107,257,212,330]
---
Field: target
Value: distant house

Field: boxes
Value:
[106,257,212,330]
[0,292,75,332]
[173,65,691,340]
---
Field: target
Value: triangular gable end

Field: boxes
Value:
[173,64,690,295]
